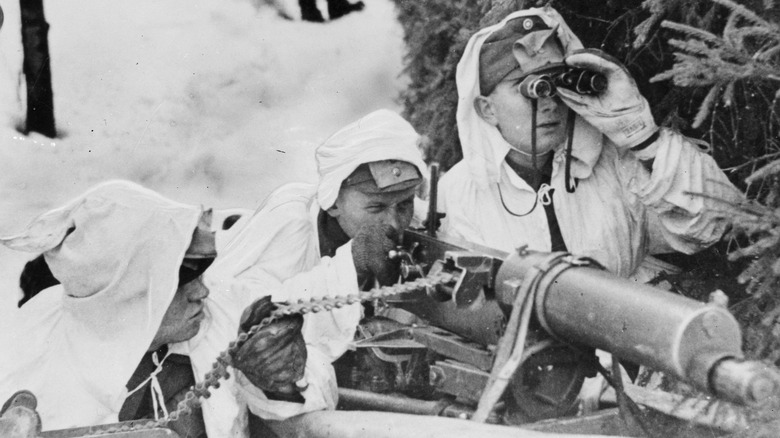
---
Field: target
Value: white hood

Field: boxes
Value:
[456,6,604,187]
[315,109,427,210]
[0,180,201,430]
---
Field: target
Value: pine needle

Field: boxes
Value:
[694,84,722,128]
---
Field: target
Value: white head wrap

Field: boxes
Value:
[456,6,604,186]
[0,180,202,430]
[315,109,427,210]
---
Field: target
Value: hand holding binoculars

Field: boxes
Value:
[519,65,607,99]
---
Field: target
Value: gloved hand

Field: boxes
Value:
[352,223,401,286]
[231,296,307,397]
[557,49,658,149]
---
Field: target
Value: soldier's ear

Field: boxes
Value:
[474,95,499,126]
[326,203,340,219]
[327,187,350,219]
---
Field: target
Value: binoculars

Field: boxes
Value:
[519,67,607,99]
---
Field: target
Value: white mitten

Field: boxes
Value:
[557,49,658,149]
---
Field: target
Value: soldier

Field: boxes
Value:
[0,180,295,437]
[438,6,743,282]
[203,108,426,422]
[0,181,225,436]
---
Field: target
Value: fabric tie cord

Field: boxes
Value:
[125,350,173,422]
[497,182,554,217]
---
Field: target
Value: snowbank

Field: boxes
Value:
[0,0,407,313]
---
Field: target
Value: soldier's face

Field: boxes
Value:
[150,276,209,351]
[328,185,416,239]
[477,40,569,157]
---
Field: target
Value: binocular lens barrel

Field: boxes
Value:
[519,68,607,99]
[519,76,555,99]
[556,69,607,95]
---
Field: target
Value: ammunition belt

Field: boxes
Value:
[62,271,457,436]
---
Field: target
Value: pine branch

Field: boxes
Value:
[730,25,780,44]
[661,20,725,45]
[712,0,775,28]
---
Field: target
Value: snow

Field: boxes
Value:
[0,0,408,315]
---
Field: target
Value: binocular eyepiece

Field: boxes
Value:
[520,68,607,99]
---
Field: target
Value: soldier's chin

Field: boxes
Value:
[190,318,204,335]
[173,321,203,344]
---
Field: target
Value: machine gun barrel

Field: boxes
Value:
[494,249,779,406]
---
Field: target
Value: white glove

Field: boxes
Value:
[557,49,658,149]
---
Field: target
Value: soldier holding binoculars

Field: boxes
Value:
[438,6,743,282]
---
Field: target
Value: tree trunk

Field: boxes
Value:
[20,0,56,137]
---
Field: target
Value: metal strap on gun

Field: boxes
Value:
[41,271,459,437]
[472,251,593,423]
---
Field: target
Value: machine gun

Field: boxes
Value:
[340,230,779,421]
[335,166,780,432]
